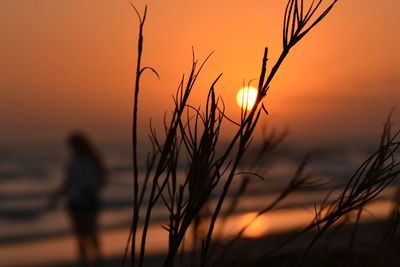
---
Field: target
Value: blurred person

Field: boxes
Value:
[49,132,106,267]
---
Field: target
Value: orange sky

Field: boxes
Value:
[0,0,399,146]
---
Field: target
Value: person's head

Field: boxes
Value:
[67,132,106,180]
[67,132,94,158]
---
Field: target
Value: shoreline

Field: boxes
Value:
[0,199,396,267]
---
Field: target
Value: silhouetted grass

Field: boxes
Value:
[256,114,400,266]
[124,1,400,267]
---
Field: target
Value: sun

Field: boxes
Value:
[236,86,258,110]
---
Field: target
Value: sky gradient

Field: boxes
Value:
[1,0,399,146]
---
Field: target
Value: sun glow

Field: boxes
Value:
[239,212,268,238]
[236,86,258,110]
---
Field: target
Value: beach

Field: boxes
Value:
[0,142,398,266]
[0,198,397,267]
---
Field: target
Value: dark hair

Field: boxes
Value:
[68,132,106,183]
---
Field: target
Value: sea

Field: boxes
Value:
[0,138,398,256]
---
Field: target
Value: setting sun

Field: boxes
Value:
[236,86,258,110]
[1,1,400,266]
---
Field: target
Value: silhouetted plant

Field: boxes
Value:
[302,117,400,260]
[212,154,319,266]
[124,1,374,267]
[256,114,400,266]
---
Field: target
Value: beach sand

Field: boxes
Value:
[1,199,397,267]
